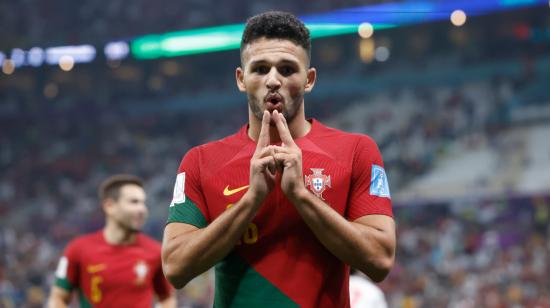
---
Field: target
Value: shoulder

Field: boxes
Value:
[184,128,245,157]
[197,128,247,154]
[310,119,380,153]
[64,231,102,256]
[136,234,162,250]
[72,231,102,246]
[314,119,374,139]
[178,126,250,173]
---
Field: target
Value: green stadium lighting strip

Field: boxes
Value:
[130,0,549,59]
[131,23,396,59]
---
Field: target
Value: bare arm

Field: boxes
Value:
[47,286,71,308]
[162,111,276,288]
[162,192,263,288]
[291,191,395,282]
[271,110,396,282]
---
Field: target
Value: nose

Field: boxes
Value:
[265,67,281,91]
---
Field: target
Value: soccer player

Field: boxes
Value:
[47,174,176,308]
[350,270,388,308]
[162,11,396,307]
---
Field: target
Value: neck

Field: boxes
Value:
[248,105,311,143]
[103,220,137,245]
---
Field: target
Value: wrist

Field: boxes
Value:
[241,189,267,208]
[288,187,311,205]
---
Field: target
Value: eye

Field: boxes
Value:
[278,65,295,77]
[252,65,270,74]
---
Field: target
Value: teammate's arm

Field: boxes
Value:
[47,286,72,308]
[271,110,396,282]
[162,111,276,288]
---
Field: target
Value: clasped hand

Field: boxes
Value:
[248,110,305,203]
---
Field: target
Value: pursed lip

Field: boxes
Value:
[264,92,283,104]
[264,93,284,112]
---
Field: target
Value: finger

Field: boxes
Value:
[256,156,276,175]
[273,153,293,167]
[273,110,297,148]
[258,145,276,158]
[271,145,290,154]
[273,153,287,172]
[256,110,271,151]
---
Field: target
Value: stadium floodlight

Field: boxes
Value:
[11,48,25,68]
[358,23,375,39]
[27,47,45,67]
[105,41,130,61]
[2,59,15,75]
[131,23,394,59]
[451,10,467,26]
[59,55,75,71]
[45,45,96,65]
[132,24,243,59]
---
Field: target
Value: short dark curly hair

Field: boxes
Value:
[240,11,311,65]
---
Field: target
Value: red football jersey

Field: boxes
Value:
[168,119,393,308]
[54,230,172,307]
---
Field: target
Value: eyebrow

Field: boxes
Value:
[249,58,299,67]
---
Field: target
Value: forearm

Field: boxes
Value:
[290,190,395,282]
[163,192,262,288]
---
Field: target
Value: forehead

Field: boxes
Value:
[241,37,308,66]
[119,184,145,199]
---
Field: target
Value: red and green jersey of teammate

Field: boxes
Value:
[54,231,173,308]
[167,119,393,308]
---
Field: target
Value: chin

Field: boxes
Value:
[127,226,143,233]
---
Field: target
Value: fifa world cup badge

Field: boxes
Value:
[305,168,331,200]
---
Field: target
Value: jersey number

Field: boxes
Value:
[227,203,258,244]
[91,275,103,303]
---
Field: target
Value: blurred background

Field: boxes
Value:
[1,0,550,307]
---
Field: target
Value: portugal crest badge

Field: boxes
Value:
[305,168,331,200]
[134,261,149,285]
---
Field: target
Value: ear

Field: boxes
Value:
[304,67,317,93]
[236,67,246,92]
[102,198,115,216]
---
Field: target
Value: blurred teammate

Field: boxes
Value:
[350,270,388,308]
[162,11,395,307]
[47,174,176,308]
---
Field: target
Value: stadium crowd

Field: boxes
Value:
[383,196,550,307]
[2,63,550,306]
